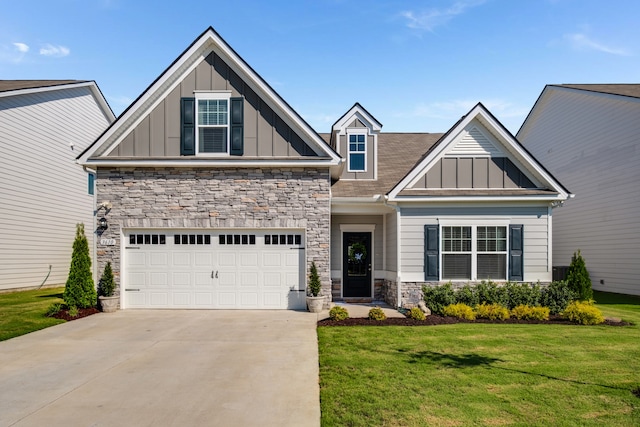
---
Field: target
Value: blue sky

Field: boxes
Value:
[2,0,639,134]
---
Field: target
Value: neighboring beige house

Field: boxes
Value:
[518,84,640,296]
[0,80,115,291]
[78,27,570,310]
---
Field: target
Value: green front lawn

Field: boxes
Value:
[0,287,66,341]
[318,291,640,426]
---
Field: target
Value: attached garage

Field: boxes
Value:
[123,229,307,309]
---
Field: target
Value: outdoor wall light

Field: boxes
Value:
[98,217,108,230]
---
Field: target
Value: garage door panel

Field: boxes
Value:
[172,272,191,287]
[150,272,169,286]
[125,229,305,309]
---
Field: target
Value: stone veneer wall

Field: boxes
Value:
[95,167,332,305]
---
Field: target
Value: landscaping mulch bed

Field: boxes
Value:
[318,314,630,327]
[50,307,100,321]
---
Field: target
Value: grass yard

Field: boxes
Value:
[0,287,66,341]
[318,291,640,426]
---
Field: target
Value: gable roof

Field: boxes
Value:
[388,103,571,202]
[332,102,383,132]
[0,80,115,122]
[77,27,341,169]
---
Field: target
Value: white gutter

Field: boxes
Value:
[79,159,340,168]
[83,166,98,284]
[388,195,569,203]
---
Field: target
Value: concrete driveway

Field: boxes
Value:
[0,310,320,427]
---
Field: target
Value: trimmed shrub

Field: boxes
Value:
[511,305,550,321]
[63,223,96,309]
[566,250,593,300]
[98,261,116,297]
[368,307,387,321]
[442,303,476,320]
[407,307,426,321]
[422,282,456,315]
[541,281,577,314]
[474,280,508,306]
[68,306,79,318]
[562,300,604,325]
[329,306,349,321]
[308,262,321,297]
[503,282,542,309]
[475,302,510,320]
[455,284,479,307]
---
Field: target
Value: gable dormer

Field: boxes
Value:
[331,103,382,180]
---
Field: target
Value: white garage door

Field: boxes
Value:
[123,230,306,309]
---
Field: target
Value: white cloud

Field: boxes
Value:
[401,0,486,32]
[39,44,70,57]
[13,42,29,53]
[564,33,631,56]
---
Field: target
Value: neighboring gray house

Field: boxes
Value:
[78,27,570,310]
[518,84,640,296]
[0,80,115,291]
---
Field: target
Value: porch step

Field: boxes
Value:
[343,297,373,304]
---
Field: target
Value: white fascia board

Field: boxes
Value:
[388,194,567,203]
[79,28,339,164]
[331,197,395,214]
[332,105,382,133]
[80,158,339,168]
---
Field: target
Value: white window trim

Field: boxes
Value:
[194,90,232,156]
[438,220,511,281]
[346,129,367,173]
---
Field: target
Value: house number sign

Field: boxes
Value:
[100,239,116,246]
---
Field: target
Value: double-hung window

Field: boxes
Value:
[196,92,231,154]
[347,133,366,172]
[441,225,508,280]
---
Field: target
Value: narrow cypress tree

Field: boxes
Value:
[63,223,97,308]
[98,262,115,297]
[566,250,593,300]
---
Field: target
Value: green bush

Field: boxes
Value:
[368,307,387,321]
[455,284,479,307]
[566,250,593,300]
[68,306,79,318]
[63,223,96,309]
[308,261,321,297]
[511,305,550,321]
[474,280,508,306]
[442,303,476,320]
[475,302,510,320]
[422,282,456,315]
[503,282,541,309]
[541,281,577,314]
[329,306,349,321]
[45,302,64,317]
[98,261,116,297]
[562,300,604,325]
[407,307,426,321]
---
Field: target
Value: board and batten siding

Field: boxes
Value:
[0,86,112,291]
[518,88,640,295]
[331,215,384,278]
[398,206,550,282]
[107,52,316,158]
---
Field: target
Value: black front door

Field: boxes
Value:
[343,232,372,298]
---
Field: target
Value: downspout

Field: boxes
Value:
[383,196,402,308]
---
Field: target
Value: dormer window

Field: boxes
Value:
[348,132,366,172]
[195,91,231,155]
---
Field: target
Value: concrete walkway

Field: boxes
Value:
[0,310,320,427]
[316,301,405,320]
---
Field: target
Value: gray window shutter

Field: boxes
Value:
[230,97,244,155]
[509,224,524,281]
[180,97,195,155]
[424,225,439,281]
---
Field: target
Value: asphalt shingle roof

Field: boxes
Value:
[0,80,85,93]
[325,132,444,197]
[557,84,640,99]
